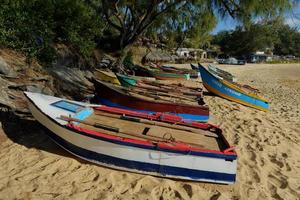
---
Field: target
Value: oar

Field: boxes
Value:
[122,87,188,103]
[141,80,202,96]
[59,115,205,147]
[135,83,201,99]
[95,111,218,138]
[126,87,196,103]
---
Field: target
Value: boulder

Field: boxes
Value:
[47,66,94,100]
[0,56,17,77]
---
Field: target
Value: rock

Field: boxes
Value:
[0,77,29,115]
[0,56,18,77]
[26,85,43,93]
[29,76,50,82]
[95,57,115,69]
[47,66,94,99]
[0,77,14,109]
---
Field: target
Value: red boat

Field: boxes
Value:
[92,79,209,122]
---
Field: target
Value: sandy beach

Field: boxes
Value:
[0,63,299,200]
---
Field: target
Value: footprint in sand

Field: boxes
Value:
[267,183,284,200]
[269,155,284,169]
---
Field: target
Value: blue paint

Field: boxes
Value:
[52,100,85,113]
[198,65,269,110]
[74,108,93,120]
[44,128,236,183]
[96,97,209,122]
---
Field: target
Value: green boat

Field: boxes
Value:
[116,73,155,87]
[116,73,203,98]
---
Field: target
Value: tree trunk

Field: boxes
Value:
[111,47,130,73]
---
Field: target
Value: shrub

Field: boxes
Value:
[0,0,104,63]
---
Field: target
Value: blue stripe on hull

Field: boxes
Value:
[44,128,236,183]
[199,66,269,110]
[96,97,209,122]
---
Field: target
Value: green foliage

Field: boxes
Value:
[0,0,104,63]
[149,5,217,49]
[274,25,300,57]
[0,0,295,65]
[99,0,293,51]
[212,18,300,57]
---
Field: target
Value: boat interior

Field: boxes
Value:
[64,109,228,152]
[102,81,204,106]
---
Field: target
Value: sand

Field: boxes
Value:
[0,63,300,200]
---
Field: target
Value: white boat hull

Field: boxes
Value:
[25,92,237,184]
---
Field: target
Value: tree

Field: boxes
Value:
[274,24,300,56]
[91,0,293,52]
[212,17,300,57]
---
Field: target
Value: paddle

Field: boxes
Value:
[124,87,197,103]
[135,83,201,98]
[141,80,202,96]
[95,111,218,138]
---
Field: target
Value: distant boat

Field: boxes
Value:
[115,73,155,87]
[159,65,200,78]
[190,63,199,70]
[207,64,237,82]
[94,69,120,85]
[147,69,190,80]
[132,65,190,80]
[198,63,269,111]
[92,79,210,121]
[217,57,246,65]
[25,92,237,184]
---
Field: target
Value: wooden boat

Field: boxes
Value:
[132,65,190,80]
[190,63,198,70]
[147,68,190,80]
[159,65,200,78]
[115,73,155,87]
[116,73,203,98]
[208,64,237,82]
[94,69,120,85]
[92,79,210,121]
[25,92,237,184]
[198,64,269,111]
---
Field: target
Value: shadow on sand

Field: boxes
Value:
[203,91,216,96]
[0,110,88,163]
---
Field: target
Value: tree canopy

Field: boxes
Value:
[0,0,296,64]
[94,0,294,51]
[212,18,300,57]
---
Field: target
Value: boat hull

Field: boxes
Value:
[93,80,209,122]
[198,65,269,111]
[117,74,136,87]
[25,93,237,184]
[96,97,209,121]
[94,70,120,85]
[148,70,190,80]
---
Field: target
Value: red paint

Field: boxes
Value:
[66,124,236,155]
[95,105,213,130]
[93,79,209,116]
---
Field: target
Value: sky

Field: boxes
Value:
[212,2,300,34]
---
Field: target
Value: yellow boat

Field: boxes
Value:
[94,69,121,85]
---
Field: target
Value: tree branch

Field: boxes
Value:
[101,0,122,32]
